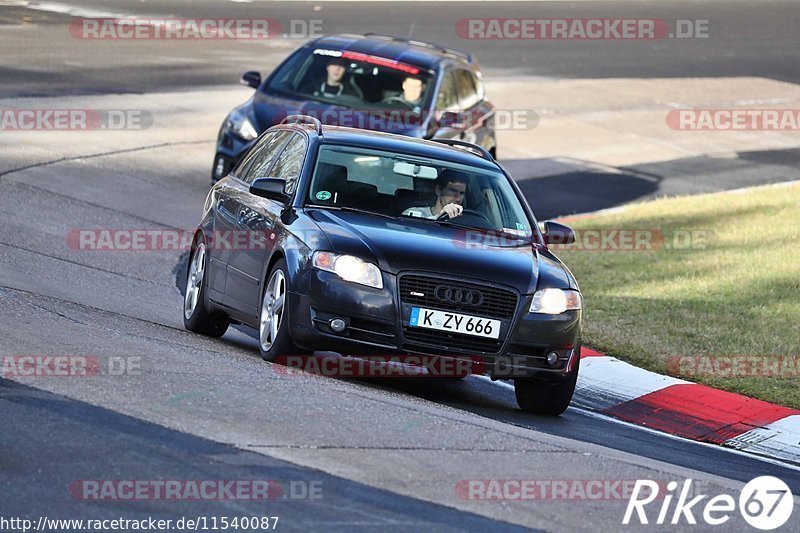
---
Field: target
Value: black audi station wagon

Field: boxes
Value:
[186,116,583,415]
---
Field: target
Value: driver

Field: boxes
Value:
[384,76,425,110]
[402,169,466,219]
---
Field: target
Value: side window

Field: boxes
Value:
[270,133,308,195]
[435,71,459,111]
[241,131,292,184]
[456,69,479,110]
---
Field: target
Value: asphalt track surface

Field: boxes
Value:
[2,1,800,531]
[0,378,533,532]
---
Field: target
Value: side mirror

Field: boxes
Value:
[241,71,261,89]
[542,220,575,246]
[439,111,465,129]
[250,178,288,203]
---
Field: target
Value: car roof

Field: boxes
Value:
[306,33,473,72]
[286,124,498,171]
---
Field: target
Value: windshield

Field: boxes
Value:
[266,47,434,113]
[306,145,535,239]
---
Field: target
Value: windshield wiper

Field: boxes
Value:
[306,204,395,220]
[433,218,534,245]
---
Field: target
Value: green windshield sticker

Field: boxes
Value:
[516,222,526,231]
[315,191,332,201]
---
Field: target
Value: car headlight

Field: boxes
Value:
[312,252,383,289]
[226,110,258,141]
[529,289,582,314]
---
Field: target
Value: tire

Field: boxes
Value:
[183,240,230,338]
[258,259,305,361]
[514,350,580,415]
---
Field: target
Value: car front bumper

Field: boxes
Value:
[287,269,582,380]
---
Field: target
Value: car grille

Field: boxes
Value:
[399,275,517,319]
[399,274,519,354]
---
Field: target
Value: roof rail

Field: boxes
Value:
[431,139,494,162]
[281,114,323,135]
[361,33,473,63]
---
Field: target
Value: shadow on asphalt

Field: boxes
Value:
[515,168,660,220]
[505,146,800,219]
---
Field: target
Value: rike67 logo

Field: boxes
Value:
[624,477,794,530]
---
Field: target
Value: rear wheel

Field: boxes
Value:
[183,240,230,337]
[258,259,305,361]
[514,351,580,415]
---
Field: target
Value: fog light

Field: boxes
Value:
[329,318,347,333]
[214,157,226,179]
[546,351,560,366]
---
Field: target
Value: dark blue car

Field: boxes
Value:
[213,33,497,182]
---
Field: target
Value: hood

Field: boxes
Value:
[250,91,427,137]
[306,208,571,295]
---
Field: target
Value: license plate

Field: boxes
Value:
[409,307,501,339]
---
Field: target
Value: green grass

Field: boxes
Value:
[554,182,800,408]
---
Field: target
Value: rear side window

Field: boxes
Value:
[241,131,292,184]
[270,133,308,195]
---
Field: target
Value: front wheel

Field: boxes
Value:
[514,351,580,415]
[258,259,305,361]
[183,240,230,338]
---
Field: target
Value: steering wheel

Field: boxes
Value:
[384,96,416,109]
[437,208,492,225]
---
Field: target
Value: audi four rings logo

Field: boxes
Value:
[434,285,484,306]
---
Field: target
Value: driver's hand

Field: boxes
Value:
[441,203,463,219]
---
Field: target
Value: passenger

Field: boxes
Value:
[403,169,466,219]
